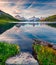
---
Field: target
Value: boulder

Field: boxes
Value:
[6,52,39,65]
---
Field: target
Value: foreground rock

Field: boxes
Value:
[6,52,39,65]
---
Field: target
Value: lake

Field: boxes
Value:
[0,22,56,52]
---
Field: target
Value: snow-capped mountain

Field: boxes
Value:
[15,15,26,20]
[29,16,40,21]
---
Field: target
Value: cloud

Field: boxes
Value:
[0,0,56,18]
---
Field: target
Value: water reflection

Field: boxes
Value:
[16,23,56,44]
[0,23,56,52]
[16,23,42,28]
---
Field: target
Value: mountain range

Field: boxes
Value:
[15,15,40,21]
[15,15,26,20]
[28,16,40,21]
[0,10,56,22]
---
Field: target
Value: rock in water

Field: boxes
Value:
[6,52,39,65]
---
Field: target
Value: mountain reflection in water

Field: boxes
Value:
[0,23,56,52]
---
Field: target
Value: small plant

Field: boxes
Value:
[33,44,56,65]
[0,42,20,65]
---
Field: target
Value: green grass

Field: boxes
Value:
[0,19,18,23]
[0,42,20,65]
[33,44,56,65]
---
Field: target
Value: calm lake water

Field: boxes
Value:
[0,22,56,52]
[16,23,56,43]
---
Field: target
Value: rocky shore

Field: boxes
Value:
[33,39,56,50]
[32,39,56,65]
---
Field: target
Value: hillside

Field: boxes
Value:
[45,15,56,21]
[0,10,20,34]
[0,10,19,23]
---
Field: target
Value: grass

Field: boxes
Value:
[33,44,56,65]
[0,42,20,65]
[0,19,19,23]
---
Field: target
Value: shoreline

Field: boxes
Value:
[33,39,56,50]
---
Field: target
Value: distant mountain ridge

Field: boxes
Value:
[29,16,40,21]
[15,15,26,20]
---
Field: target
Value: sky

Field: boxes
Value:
[0,0,56,18]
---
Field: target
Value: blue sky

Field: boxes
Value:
[0,0,56,18]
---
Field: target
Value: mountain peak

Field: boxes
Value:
[15,15,26,20]
[29,16,40,21]
[32,16,36,18]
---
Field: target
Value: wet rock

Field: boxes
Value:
[52,45,56,50]
[6,52,39,65]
